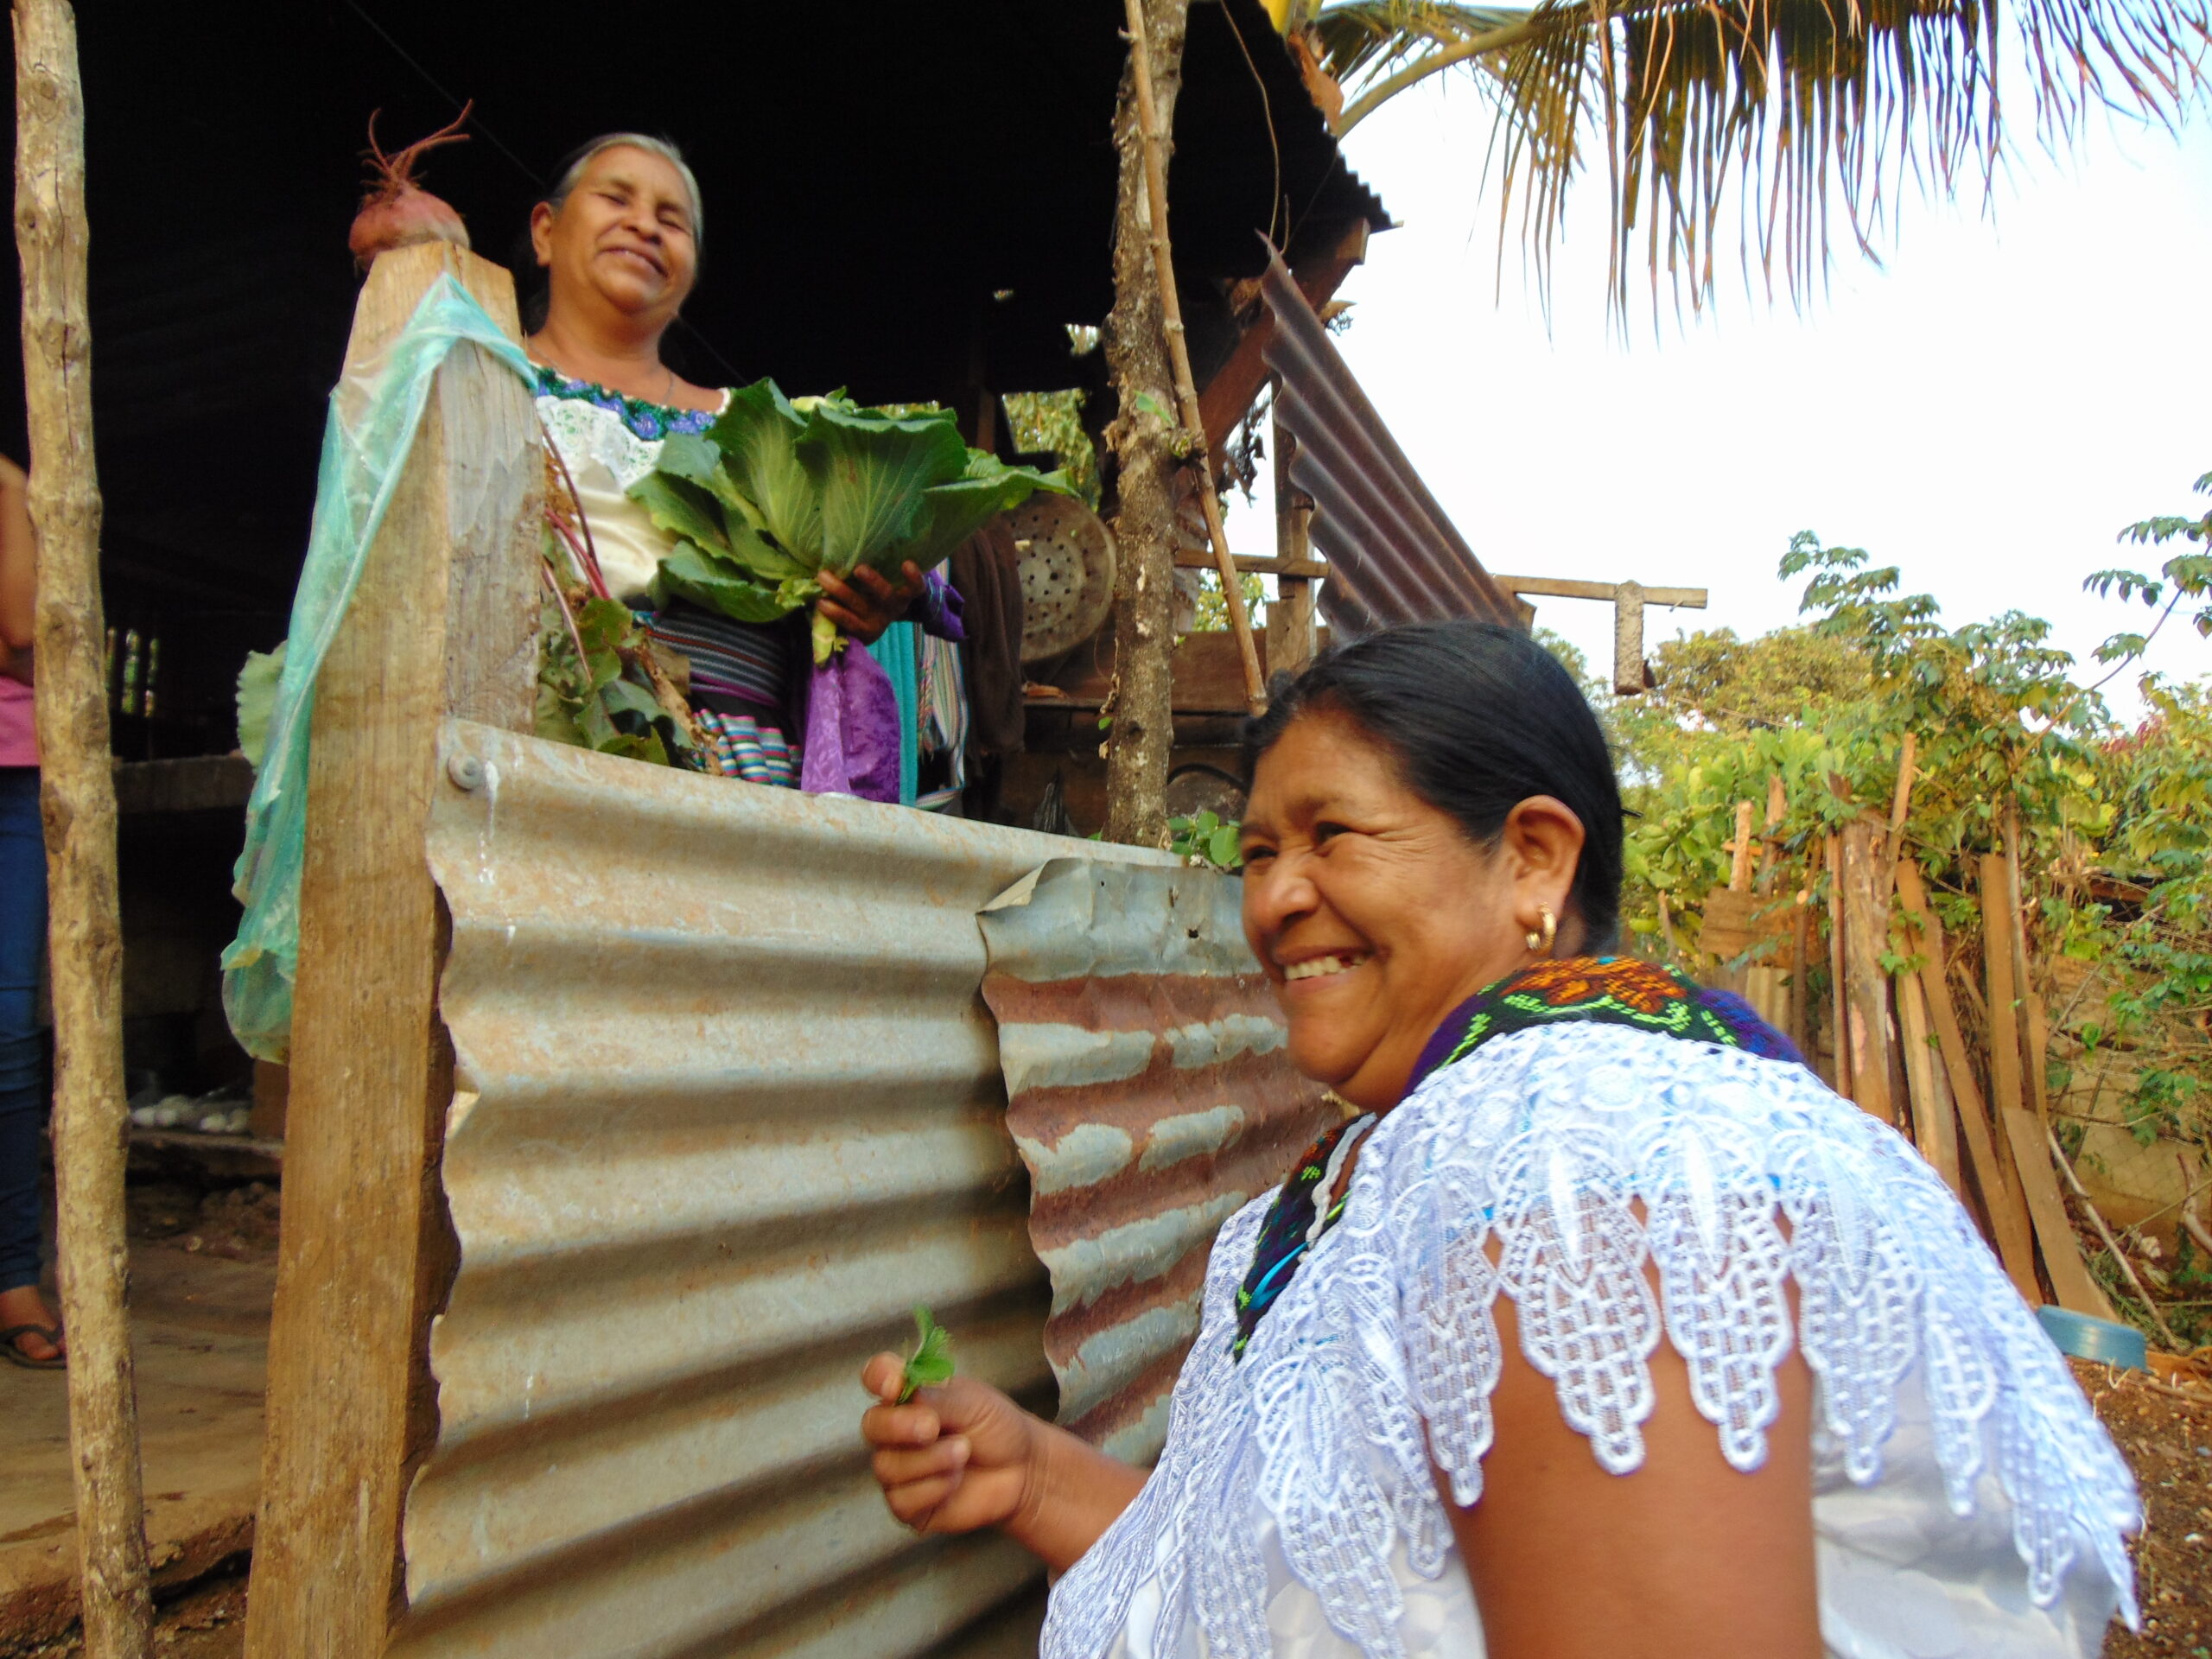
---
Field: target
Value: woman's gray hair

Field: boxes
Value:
[543,133,703,249]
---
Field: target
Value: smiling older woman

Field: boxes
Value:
[861,621,2140,1659]
[524,134,944,786]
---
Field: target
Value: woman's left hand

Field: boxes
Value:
[817,561,925,645]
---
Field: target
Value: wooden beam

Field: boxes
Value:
[1892,858,2038,1300]
[1173,551,1329,579]
[242,243,541,1658]
[1492,575,1708,608]
[13,3,155,1652]
[1197,219,1369,462]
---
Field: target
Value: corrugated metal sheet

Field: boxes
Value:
[1257,248,1519,637]
[978,861,1337,1464]
[393,719,1175,1659]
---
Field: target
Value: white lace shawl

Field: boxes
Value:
[1040,1022,2140,1659]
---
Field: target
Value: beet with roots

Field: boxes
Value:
[349,102,474,270]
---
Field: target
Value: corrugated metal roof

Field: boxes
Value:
[1258,248,1520,636]
[392,720,1176,1659]
[979,861,1338,1463]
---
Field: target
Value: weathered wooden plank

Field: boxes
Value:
[1895,971,1961,1198]
[1491,575,1708,608]
[1893,857,2039,1300]
[1980,853,2110,1319]
[243,242,539,1659]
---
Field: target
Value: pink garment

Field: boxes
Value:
[0,679,32,768]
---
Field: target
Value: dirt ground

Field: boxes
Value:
[2088,1357,2212,1657]
[10,1566,245,1658]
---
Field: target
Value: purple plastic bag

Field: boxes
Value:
[799,645,902,802]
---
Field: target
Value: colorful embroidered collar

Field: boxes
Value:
[531,363,718,443]
[1408,953,1808,1094]
[1231,955,1807,1362]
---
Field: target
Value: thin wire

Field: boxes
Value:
[342,0,746,385]
[342,0,536,183]
[1220,0,1284,247]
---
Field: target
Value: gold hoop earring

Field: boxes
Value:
[1524,905,1557,957]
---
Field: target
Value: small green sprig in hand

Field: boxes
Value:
[899,1305,956,1403]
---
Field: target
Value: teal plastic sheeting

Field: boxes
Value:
[222,275,534,1063]
[865,619,921,806]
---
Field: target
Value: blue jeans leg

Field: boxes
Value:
[0,768,48,1295]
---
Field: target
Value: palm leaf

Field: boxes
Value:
[1291,0,2208,314]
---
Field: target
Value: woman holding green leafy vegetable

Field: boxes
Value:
[524,135,1064,798]
[524,133,920,785]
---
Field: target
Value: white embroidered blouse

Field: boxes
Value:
[1040,1022,2139,1659]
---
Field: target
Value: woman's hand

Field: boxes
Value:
[861,1352,1040,1536]
[859,1351,1149,1572]
[817,561,925,645]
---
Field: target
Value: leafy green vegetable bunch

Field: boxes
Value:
[536,589,689,766]
[631,379,1070,664]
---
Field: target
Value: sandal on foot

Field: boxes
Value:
[1,1325,66,1370]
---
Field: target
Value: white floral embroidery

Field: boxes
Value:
[536,394,666,492]
[1042,1023,2139,1659]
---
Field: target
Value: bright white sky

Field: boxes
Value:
[1223,74,2212,721]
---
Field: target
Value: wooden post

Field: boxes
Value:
[1979,852,2108,1316]
[1893,857,2038,1299]
[1611,579,1645,696]
[13,6,155,1654]
[1836,820,1897,1124]
[1268,401,1316,681]
[1102,0,1190,847]
[241,243,541,1657]
[1727,799,1755,892]
[1120,0,1265,715]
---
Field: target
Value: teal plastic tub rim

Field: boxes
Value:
[2037,1304,2151,1372]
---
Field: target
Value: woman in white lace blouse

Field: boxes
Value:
[861,621,2139,1659]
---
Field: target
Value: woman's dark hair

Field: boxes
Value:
[1243,621,1626,947]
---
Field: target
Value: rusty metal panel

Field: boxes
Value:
[977,861,1336,1464]
[394,720,1174,1659]
[1257,249,1519,637]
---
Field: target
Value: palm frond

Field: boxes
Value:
[1304,0,1537,84]
[1298,0,2209,315]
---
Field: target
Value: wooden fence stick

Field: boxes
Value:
[1894,858,2040,1300]
[12,3,154,1652]
[1897,971,1962,1198]
[1887,732,1917,856]
[1120,0,1265,714]
[1824,834,1851,1099]
[1836,820,1897,1124]
[1980,853,2110,1316]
